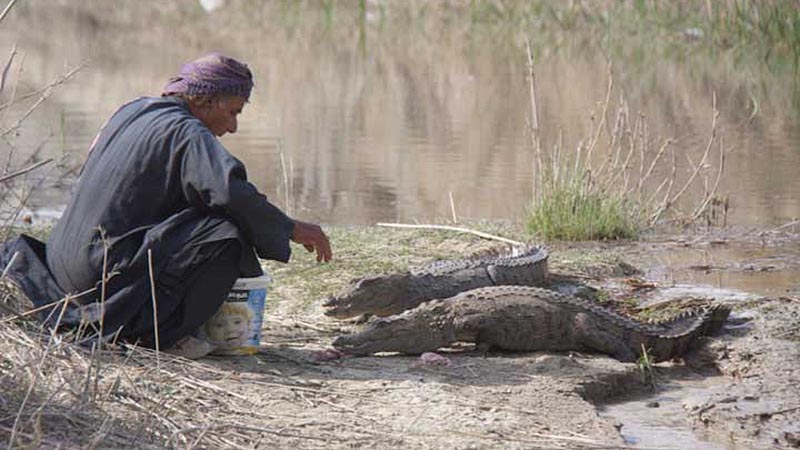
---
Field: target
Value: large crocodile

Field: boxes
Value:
[332,286,731,362]
[323,245,548,319]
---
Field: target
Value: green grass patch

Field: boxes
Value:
[636,344,658,390]
[527,180,640,241]
[262,222,529,314]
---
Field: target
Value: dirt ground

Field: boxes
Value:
[180,226,798,450]
[3,225,799,449]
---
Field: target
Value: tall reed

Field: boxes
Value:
[526,55,726,241]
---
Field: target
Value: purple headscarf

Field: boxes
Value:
[162,53,254,100]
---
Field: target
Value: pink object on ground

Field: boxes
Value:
[418,352,452,367]
[310,348,344,362]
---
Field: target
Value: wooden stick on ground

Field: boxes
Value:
[764,219,800,234]
[376,222,523,246]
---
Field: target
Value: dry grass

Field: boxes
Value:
[0,290,294,448]
[0,286,367,449]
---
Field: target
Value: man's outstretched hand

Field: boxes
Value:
[291,220,333,263]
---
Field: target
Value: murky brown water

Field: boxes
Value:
[1,1,799,227]
[599,377,731,450]
[638,238,800,298]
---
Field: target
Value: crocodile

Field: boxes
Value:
[323,245,548,319]
[332,286,731,362]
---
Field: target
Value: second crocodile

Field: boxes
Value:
[323,245,548,319]
[332,286,731,362]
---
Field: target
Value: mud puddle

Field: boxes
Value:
[636,238,800,298]
[599,377,731,450]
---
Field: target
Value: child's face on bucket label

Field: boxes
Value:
[206,310,250,347]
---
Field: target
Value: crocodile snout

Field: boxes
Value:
[323,296,355,319]
[322,295,337,308]
[332,335,371,355]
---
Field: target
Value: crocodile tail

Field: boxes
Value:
[699,304,732,335]
[646,305,731,361]
[652,304,730,335]
[486,246,549,285]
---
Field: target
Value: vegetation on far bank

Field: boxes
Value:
[524,55,728,241]
[466,0,800,69]
[248,0,800,75]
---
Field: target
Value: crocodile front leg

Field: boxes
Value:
[574,312,639,362]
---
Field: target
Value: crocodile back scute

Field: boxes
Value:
[411,244,548,278]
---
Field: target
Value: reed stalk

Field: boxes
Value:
[526,67,727,241]
[147,249,160,373]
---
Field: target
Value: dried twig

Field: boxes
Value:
[0,44,17,95]
[664,94,719,213]
[1,62,86,137]
[585,64,613,164]
[1,250,17,279]
[0,291,89,324]
[525,39,540,151]
[0,0,19,25]
[376,222,523,246]
[764,219,800,234]
[448,191,457,223]
[8,293,71,449]
[278,141,293,217]
[147,249,160,373]
[0,158,53,184]
[691,135,727,221]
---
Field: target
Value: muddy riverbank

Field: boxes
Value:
[252,224,800,449]
[2,223,799,448]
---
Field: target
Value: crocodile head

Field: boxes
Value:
[323,273,410,319]
[332,310,441,356]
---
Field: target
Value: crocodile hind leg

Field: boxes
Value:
[574,312,638,362]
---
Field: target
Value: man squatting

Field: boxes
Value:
[0,53,332,358]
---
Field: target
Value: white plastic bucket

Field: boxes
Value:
[202,274,271,355]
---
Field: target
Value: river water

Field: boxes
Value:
[0,1,798,227]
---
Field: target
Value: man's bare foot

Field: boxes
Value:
[164,336,215,359]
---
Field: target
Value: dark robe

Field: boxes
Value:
[0,96,294,347]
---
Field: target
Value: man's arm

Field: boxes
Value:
[180,130,332,263]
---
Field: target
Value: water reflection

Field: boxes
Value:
[640,240,800,298]
[1,1,798,226]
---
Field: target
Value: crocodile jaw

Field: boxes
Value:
[332,334,377,355]
[332,314,440,356]
[332,321,400,355]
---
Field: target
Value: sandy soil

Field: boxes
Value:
[185,230,799,450]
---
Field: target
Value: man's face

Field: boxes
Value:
[197,96,247,137]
